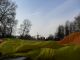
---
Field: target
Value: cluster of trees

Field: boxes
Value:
[42,15,80,41]
[0,0,40,40]
[0,0,32,39]
[54,14,80,41]
[36,15,80,41]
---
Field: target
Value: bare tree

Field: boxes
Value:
[19,19,32,37]
[0,0,17,37]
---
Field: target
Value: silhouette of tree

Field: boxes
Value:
[46,34,54,40]
[0,0,17,37]
[39,36,45,40]
[74,14,80,32]
[69,22,75,33]
[20,34,32,40]
[19,19,32,37]
[55,25,64,40]
[65,21,70,36]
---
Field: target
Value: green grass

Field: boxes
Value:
[54,45,80,60]
[0,38,80,60]
[35,48,55,60]
[0,38,61,54]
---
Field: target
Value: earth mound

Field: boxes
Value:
[59,32,80,45]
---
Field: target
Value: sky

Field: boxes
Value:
[12,0,80,37]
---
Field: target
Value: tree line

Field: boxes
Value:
[32,14,80,41]
[0,0,32,39]
[54,15,80,41]
[0,0,80,41]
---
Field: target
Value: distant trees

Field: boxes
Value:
[69,22,75,33]
[74,15,80,32]
[19,19,32,39]
[54,14,80,41]
[25,14,80,41]
[0,0,17,38]
[46,34,54,40]
[65,21,70,36]
[55,25,64,40]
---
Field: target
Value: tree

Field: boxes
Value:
[65,21,70,36]
[55,25,64,40]
[74,14,80,32]
[69,22,75,33]
[19,19,32,37]
[7,19,18,36]
[0,0,17,37]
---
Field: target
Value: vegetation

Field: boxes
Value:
[0,0,17,38]
[0,38,79,60]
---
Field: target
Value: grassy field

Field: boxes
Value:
[0,38,80,60]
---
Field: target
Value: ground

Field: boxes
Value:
[0,38,80,60]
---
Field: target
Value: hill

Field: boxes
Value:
[59,32,80,45]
